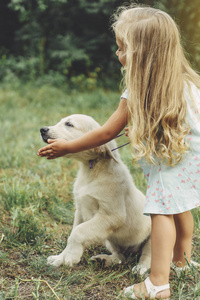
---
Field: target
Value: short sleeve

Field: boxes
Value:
[184,82,200,128]
[121,89,128,100]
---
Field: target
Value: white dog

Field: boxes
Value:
[40,114,151,274]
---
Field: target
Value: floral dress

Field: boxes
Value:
[121,82,200,215]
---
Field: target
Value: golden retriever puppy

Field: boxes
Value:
[40,114,151,274]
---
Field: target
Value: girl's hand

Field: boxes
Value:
[125,127,129,137]
[37,139,69,159]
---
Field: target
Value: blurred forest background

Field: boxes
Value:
[0,0,200,89]
[0,2,200,298]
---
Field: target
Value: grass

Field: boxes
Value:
[0,81,199,299]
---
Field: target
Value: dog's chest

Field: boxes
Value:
[77,194,99,221]
[73,174,99,221]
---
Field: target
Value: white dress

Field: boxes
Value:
[121,82,200,215]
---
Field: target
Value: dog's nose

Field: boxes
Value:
[40,127,49,134]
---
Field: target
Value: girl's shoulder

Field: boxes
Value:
[184,81,200,103]
[184,81,200,126]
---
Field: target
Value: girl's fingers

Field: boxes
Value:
[47,139,55,144]
[38,139,57,154]
[125,127,129,136]
[38,145,51,153]
[38,148,53,156]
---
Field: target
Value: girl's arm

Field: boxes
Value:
[37,98,128,159]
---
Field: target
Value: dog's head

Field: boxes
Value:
[40,114,119,162]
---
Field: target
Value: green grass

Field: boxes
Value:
[0,82,199,299]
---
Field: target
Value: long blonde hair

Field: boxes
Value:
[112,5,200,166]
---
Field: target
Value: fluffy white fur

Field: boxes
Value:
[40,114,151,274]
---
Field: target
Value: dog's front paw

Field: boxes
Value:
[47,254,64,267]
[63,257,79,267]
[47,254,79,267]
[132,264,149,276]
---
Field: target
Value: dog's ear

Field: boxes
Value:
[94,144,118,162]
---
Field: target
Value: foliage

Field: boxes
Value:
[155,0,200,71]
[0,82,199,299]
[0,0,199,85]
[9,209,46,245]
[2,0,123,83]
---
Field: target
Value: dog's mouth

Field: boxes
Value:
[41,134,48,143]
[40,127,51,143]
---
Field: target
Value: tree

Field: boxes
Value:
[0,0,199,83]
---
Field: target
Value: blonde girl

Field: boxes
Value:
[38,5,200,299]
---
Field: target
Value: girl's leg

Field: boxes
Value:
[150,215,176,285]
[173,211,194,267]
[132,214,175,299]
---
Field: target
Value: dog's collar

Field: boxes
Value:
[88,158,99,169]
[89,160,93,169]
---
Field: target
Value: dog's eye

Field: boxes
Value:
[65,121,74,127]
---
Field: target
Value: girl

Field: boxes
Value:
[38,5,200,299]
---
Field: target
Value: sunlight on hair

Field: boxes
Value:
[112,4,200,166]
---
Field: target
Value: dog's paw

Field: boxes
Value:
[132,264,149,276]
[90,254,122,267]
[47,254,64,267]
[63,256,80,267]
[90,255,107,267]
[47,253,80,267]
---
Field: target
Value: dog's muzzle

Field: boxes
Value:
[40,127,49,143]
